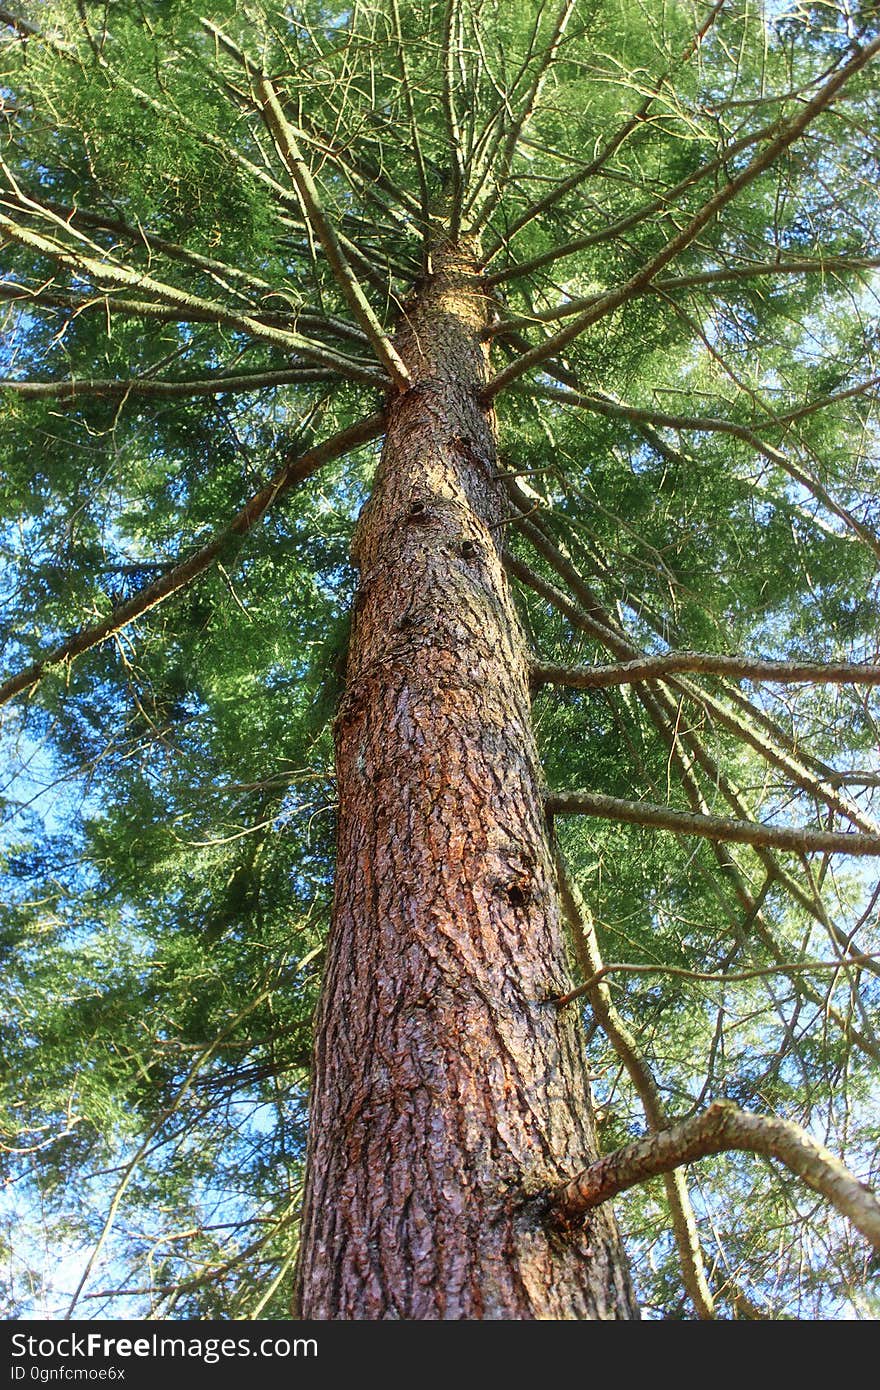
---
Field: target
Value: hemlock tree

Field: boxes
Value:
[1,0,880,1320]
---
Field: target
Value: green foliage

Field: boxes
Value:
[1,0,878,1321]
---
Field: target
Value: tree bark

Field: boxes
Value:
[294,239,638,1319]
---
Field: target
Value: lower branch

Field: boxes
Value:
[551,1100,880,1255]
[547,789,880,857]
[533,653,880,689]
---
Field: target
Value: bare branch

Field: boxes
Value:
[0,277,369,351]
[533,653,880,690]
[547,789,880,857]
[0,368,336,402]
[551,1100,880,1255]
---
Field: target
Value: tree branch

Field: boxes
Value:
[0,368,337,402]
[550,1100,880,1255]
[534,383,880,564]
[483,112,788,288]
[481,0,727,266]
[0,412,384,709]
[441,0,466,239]
[510,505,879,835]
[494,255,880,331]
[471,0,577,232]
[533,653,880,689]
[546,789,880,857]
[390,0,433,233]
[0,277,370,352]
[0,210,389,388]
[248,67,411,389]
[553,954,880,1010]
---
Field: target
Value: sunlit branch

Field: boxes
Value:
[482,147,738,288]
[533,653,880,689]
[483,103,861,290]
[0,413,384,710]
[494,255,880,331]
[1,190,295,313]
[453,15,531,221]
[195,19,409,388]
[252,76,411,389]
[0,278,369,350]
[550,1100,880,1255]
[17,19,402,298]
[536,375,880,445]
[296,112,424,226]
[546,789,880,857]
[36,202,374,343]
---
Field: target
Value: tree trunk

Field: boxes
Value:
[294,238,638,1320]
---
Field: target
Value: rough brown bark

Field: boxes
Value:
[294,240,638,1319]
